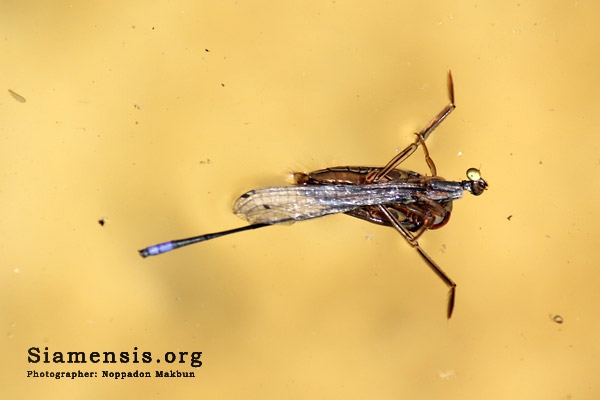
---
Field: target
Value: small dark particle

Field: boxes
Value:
[8,89,26,103]
[205,48,210,52]
[507,215,512,221]
[221,83,225,87]
[98,217,108,226]
[549,314,563,324]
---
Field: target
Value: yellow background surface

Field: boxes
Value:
[3,1,599,399]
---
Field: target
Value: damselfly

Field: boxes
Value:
[139,71,488,318]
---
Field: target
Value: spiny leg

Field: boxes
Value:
[370,71,455,183]
[377,205,457,319]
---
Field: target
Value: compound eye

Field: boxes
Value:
[466,168,481,181]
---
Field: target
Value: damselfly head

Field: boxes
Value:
[465,168,488,196]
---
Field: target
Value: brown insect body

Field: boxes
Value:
[295,166,453,232]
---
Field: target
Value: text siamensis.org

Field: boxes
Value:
[27,346,202,368]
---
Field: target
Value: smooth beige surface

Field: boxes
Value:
[3,1,599,399]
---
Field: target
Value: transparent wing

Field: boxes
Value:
[233,183,431,225]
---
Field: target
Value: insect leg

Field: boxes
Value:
[370,71,455,182]
[420,70,455,142]
[378,205,457,319]
[416,133,437,177]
